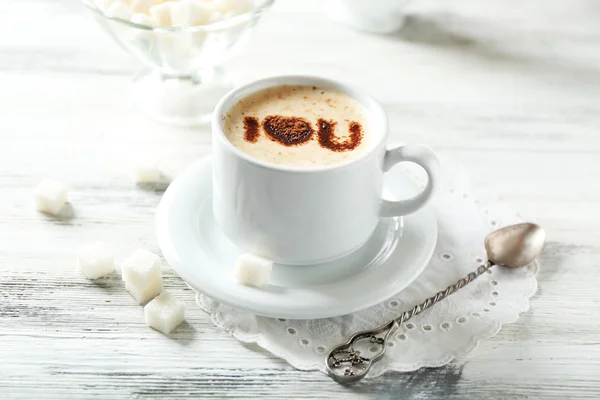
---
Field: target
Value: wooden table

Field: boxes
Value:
[2,0,599,398]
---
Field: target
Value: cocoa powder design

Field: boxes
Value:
[243,116,260,143]
[262,115,314,146]
[242,115,364,152]
[317,119,363,152]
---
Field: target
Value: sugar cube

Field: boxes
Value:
[106,0,132,20]
[78,242,116,279]
[224,10,241,19]
[122,249,164,304]
[131,12,156,26]
[144,291,185,335]
[171,0,215,27]
[130,0,154,14]
[95,0,116,11]
[33,179,68,216]
[206,10,224,24]
[132,159,161,184]
[149,2,175,27]
[233,253,273,287]
[212,0,253,14]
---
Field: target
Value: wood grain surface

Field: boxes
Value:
[1,0,599,398]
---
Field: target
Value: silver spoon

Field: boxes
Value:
[325,222,546,384]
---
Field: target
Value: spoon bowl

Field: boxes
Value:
[484,223,545,268]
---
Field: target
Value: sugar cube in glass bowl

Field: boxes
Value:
[82,0,275,126]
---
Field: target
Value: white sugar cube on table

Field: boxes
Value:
[144,291,185,335]
[122,249,164,304]
[78,242,116,279]
[33,179,68,216]
[122,249,161,283]
[132,159,162,184]
[124,281,164,305]
[233,254,273,287]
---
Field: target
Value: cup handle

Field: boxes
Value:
[380,144,440,217]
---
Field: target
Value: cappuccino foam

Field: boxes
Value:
[223,85,373,167]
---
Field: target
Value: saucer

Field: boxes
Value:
[156,157,437,319]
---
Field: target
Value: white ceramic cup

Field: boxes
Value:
[212,76,439,265]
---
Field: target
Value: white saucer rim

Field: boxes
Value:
[157,156,437,319]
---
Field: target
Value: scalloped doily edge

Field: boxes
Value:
[195,260,538,377]
[195,259,538,376]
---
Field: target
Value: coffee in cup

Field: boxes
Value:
[213,75,440,265]
[223,85,375,167]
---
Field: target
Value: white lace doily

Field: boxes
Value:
[195,165,539,377]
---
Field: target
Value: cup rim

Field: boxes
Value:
[212,75,389,174]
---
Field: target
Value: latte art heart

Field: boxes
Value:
[262,115,314,146]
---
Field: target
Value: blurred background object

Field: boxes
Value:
[83,0,275,126]
[326,0,413,34]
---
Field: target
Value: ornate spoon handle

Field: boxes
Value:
[325,261,495,383]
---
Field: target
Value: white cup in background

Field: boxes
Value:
[326,0,413,34]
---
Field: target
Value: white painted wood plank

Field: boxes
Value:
[1,0,600,398]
